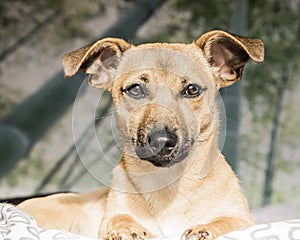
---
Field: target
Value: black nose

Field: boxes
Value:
[135,126,178,161]
[147,127,177,156]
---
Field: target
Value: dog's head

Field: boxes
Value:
[63,30,264,168]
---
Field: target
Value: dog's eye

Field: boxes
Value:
[125,84,147,99]
[182,84,205,98]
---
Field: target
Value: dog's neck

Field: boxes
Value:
[112,131,220,205]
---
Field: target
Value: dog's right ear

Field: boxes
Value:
[62,38,131,89]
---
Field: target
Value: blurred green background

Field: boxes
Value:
[0,0,299,222]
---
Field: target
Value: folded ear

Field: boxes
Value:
[194,30,264,88]
[62,38,132,89]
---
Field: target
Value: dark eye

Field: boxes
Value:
[182,84,205,98]
[125,84,147,99]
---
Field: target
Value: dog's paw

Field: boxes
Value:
[104,227,149,240]
[182,227,213,240]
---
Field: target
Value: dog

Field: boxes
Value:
[18,30,264,240]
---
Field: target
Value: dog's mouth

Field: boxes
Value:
[134,126,191,167]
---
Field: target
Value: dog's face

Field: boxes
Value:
[108,45,219,168]
[63,30,264,169]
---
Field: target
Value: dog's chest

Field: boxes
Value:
[141,190,216,237]
[155,200,208,236]
[156,210,196,236]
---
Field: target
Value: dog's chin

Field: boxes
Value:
[135,146,190,168]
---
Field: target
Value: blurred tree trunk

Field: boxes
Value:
[221,0,248,172]
[0,10,61,62]
[262,62,290,206]
[0,0,166,180]
[34,96,112,193]
[262,25,299,206]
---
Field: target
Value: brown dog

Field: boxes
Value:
[18,30,264,240]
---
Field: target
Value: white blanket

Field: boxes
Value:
[1,203,299,240]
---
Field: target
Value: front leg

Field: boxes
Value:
[182,217,254,240]
[99,214,153,240]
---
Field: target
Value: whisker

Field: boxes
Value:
[95,111,115,120]
[225,116,236,124]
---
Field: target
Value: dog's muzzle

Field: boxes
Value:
[135,125,188,167]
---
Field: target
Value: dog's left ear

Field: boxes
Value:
[195,30,264,88]
[62,38,132,89]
